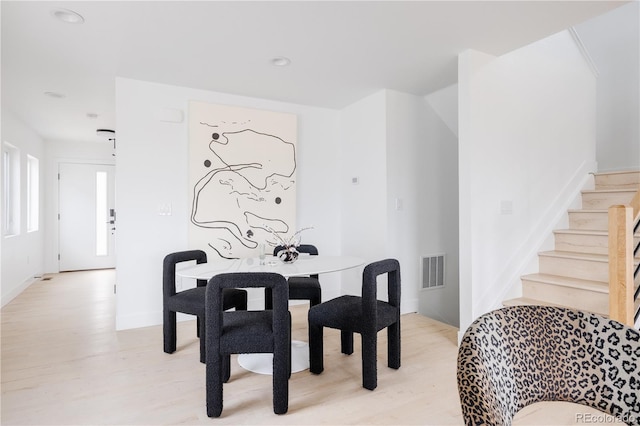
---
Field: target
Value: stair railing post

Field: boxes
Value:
[608,204,634,326]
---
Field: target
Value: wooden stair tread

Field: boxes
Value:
[593,169,640,176]
[503,297,570,309]
[521,273,608,293]
[567,207,609,216]
[538,250,608,262]
[567,207,609,212]
[554,229,608,236]
[503,297,609,317]
[581,188,638,194]
[539,250,639,264]
[554,229,640,237]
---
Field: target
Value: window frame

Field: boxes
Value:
[27,154,39,233]
[2,142,21,237]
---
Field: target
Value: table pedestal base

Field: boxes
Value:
[237,340,309,375]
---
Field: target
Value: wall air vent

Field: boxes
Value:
[421,254,445,290]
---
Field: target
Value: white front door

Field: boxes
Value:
[59,163,116,271]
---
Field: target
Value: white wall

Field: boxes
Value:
[385,91,422,315]
[426,84,459,138]
[114,79,462,328]
[414,91,460,327]
[338,91,388,296]
[458,30,597,333]
[43,140,115,273]
[115,78,341,330]
[575,2,640,172]
[387,90,461,321]
[338,90,459,320]
[1,110,45,306]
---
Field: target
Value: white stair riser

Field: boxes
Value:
[582,191,636,209]
[555,233,640,256]
[568,211,609,231]
[539,256,608,282]
[521,279,608,316]
[595,172,640,190]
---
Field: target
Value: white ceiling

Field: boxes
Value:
[1,1,626,143]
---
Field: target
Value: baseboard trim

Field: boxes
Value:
[1,275,40,308]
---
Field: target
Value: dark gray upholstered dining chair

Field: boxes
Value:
[163,250,247,363]
[206,272,290,417]
[265,244,322,310]
[308,258,401,390]
[457,305,640,426]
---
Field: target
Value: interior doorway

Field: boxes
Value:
[58,163,116,271]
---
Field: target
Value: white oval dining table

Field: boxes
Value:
[176,254,364,280]
[176,254,365,375]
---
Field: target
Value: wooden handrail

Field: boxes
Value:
[608,189,639,326]
[631,189,640,222]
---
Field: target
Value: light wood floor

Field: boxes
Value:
[1,270,612,425]
[1,270,463,425]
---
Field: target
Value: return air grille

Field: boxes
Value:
[421,254,445,290]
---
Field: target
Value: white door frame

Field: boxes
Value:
[57,161,116,271]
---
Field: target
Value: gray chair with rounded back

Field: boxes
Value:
[163,250,247,363]
[265,244,322,309]
[308,258,401,391]
[206,272,290,417]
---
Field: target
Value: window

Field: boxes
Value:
[2,142,20,237]
[27,155,39,232]
[95,171,108,256]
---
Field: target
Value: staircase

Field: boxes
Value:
[504,170,640,320]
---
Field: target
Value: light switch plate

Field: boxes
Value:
[500,200,513,215]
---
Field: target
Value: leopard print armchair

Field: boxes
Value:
[457,305,640,426]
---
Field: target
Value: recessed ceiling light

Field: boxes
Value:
[44,91,66,99]
[51,8,85,24]
[271,57,291,67]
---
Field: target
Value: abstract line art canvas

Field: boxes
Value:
[188,101,297,260]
